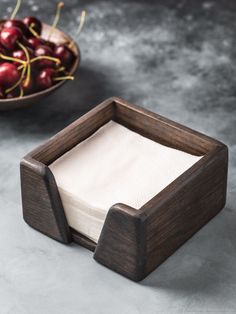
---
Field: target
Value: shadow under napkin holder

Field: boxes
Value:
[20,97,228,281]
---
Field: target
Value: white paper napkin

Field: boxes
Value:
[49,121,202,242]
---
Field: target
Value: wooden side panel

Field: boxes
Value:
[30,99,115,165]
[21,157,71,243]
[94,204,147,281]
[113,97,218,156]
[143,145,228,277]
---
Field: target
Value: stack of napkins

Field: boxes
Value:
[49,121,202,243]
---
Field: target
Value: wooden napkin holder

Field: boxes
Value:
[20,97,228,281]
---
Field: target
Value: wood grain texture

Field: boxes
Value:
[113,97,219,156]
[143,145,228,277]
[94,204,147,281]
[20,96,228,281]
[20,157,71,243]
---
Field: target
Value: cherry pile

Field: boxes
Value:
[0,0,86,99]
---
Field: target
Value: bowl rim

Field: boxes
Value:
[0,22,80,103]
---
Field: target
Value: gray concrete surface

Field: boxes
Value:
[0,0,235,313]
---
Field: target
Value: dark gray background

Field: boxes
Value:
[0,0,235,313]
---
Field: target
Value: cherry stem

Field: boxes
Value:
[0,53,25,65]
[5,64,27,94]
[29,23,40,38]
[54,75,74,81]
[57,66,66,72]
[18,64,24,70]
[19,85,24,98]
[30,56,61,65]
[56,66,69,76]
[68,10,86,49]
[48,2,64,40]
[17,41,31,86]
[76,10,87,36]
[10,0,21,20]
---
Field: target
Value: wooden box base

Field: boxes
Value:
[20,97,228,281]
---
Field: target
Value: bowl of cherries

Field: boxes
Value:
[0,0,86,110]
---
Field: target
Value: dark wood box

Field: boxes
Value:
[20,97,228,281]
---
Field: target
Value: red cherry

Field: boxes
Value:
[0,44,7,55]
[44,40,56,51]
[0,27,23,50]
[12,47,34,66]
[36,67,56,90]
[12,49,26,65]
[0,62,20,87]
[35,45,53,55]
[35,45,56,68]
[0,86,5,99]
[4,20,30,37]
[27,37,44,49]
[23,17,42,36]
[0,21,5,32]
[21,36,34,50]
[54,44,75,69]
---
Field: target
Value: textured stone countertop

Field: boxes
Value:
[0,0,235,313]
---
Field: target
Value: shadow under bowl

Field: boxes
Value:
[0,22,80,111]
